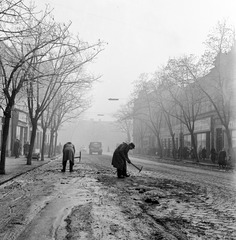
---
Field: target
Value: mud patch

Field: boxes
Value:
[64,203,94,240]
[96,174,208,239]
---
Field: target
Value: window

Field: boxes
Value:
[184,135,191,147]
[197,133,206,148]
[232,130,236,148]
[16,126,20,139]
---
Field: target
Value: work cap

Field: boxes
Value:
[129,142,135,149]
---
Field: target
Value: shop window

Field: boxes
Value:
[16,126,20,139]
[232,130,236,148]
[197,133,206,148]
[184,135,191,147]
[175,138,178,149]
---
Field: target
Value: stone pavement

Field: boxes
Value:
[105,152,222,170]
[0,156,52,185]
[132,153,219,167]
[0,153,227,186]
[180,157,218,166]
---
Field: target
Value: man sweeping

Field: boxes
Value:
[62,142,75,172]
[112,142,135,178]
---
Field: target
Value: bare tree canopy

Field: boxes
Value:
[202,19,235,72]
[0,1,105,173]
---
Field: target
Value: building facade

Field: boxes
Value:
[133,47,236,159]
[0,107,49,157]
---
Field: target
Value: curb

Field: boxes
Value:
[0,161,50,186]
[132,154,219,168]
[0,156,60,186]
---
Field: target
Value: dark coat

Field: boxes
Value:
[23,142,30,155]
[63,142,75,163]
[112,143,130,170]
[210,148,217,162]
[13,139,20,157]
[218,150,227,166]
[201,148,207,159]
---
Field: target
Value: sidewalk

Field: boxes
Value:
[132,154,219,168]
[105,152,219,168]
[0,156,51,185]
[182,158,218,166]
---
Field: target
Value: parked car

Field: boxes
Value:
[89,142,102,155]
[32,152,40,160]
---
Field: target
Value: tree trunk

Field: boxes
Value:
[53,131,58,156]
[0,113,11,174]
[190,131,198,162]
[157,134,163,158]
[27,119,37,165]
[48,129,54,158]
[171,133,176,159]
[41,127,47,161]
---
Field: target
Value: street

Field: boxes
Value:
[0,153,236,240]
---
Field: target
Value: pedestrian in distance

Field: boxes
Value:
[23,141,30,157]
[112,142,135,178]
[218,148,227,169]
[178,146,182,159]
[190,147,195,159]
[198,145,202,160]
[210,147,217,163]
[226,148,233,171]
[183,146,189,159]
[61,142,75,172]
[201,147,207,161]
[13,138,20,158]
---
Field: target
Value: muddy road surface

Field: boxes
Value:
[0,153,236,240]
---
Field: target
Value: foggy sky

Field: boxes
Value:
[36,0,236,122]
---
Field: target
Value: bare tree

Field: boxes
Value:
[0,3,58,174]
[0,1,51,41]
[132,74,164,157]
[46,86,90,158]
[114,101,133,143]
[202,20,235,73]
[0,1,24,25]
[0,2,104,173]
[150,72,178,158]
[198,20,235,158]
[25,29,103,164]
[162,55,206,161]
[133,118,148,154]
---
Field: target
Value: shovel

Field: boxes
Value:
[74,151,82,162]
[130,162,143,173]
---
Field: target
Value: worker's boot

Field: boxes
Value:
[69,161,74,172]
[122,170,130,177]
[122,167,130,177]
[117,169,124,178]
[61,161,66,172]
